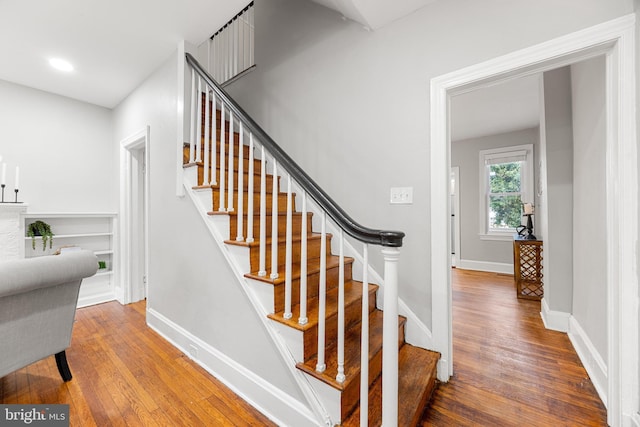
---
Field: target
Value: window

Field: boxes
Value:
[479,144,533,240]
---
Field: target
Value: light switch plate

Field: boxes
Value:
[390,187,413,204]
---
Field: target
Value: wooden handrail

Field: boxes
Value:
[185,52,405,247]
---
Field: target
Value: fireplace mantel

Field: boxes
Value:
[0,203,28,260]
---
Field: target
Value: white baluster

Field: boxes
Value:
[249,7,254,66]
[211,91,217,185]
[382,247,400,427]
[203,85,210,186]
[189,68,196,164]
[233,14,242,76]
[284,174,292,319]
[214,34,219,82]
[236,122,244,241]
[336,229,346,384]
[218,103,226,212]
[227,112,235,212]
[240,10,246,70]
[316,211,327,373]
[195,77,202,165]
[360,244,369,427]
[207,39,212,73]
[270,160,279,280]
[228,23,233,81]
[258,146,267,276]
[246,133,255,243]
[298,192,308,325]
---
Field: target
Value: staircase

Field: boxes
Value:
[182,53,439,426]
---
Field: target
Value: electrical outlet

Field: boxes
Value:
[390,187,413,205]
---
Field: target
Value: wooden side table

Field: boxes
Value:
[513,236,543,300]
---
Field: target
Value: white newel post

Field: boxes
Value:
[382,247,400,427]
[0,204,28,261]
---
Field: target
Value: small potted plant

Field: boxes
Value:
[27,220,54,251]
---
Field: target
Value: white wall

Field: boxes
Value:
[225,0,632,327]
[451,128,538,266]
[111,51,306,412]
[0,80,115,212]
[570,56,608,363]
[542,66,574,314]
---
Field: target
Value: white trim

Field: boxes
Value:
[450,166,460,267]
[540,298,570,332]
[456,259,513,275]
[478,233,516,242]
[430,16,638,426]
[146,307,318,427]
[568,316,608,407]
[119,127,150,305]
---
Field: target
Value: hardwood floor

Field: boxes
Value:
[0,270,608,426]
[0,300,275,427]
[421,268,607,426]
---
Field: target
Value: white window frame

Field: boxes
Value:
[478,144,533,241]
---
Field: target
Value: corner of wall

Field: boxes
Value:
[540,298,570,332]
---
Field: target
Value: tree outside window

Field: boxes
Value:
[488,161,522,230]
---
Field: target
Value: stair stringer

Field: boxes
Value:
[182,165,333,427]
[299,184,435,351]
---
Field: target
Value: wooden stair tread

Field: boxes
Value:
[206,210,310,220]
[245,255,353,285]
[267,281,377,332]
[223,232,326,248]
[340,343,440,427]
[296,310,406,391]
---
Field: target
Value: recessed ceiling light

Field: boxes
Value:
[49,58,74,72]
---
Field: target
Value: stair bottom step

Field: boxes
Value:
[340,344,440,427]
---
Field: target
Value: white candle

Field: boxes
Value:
[14,166,19,189]
[523,203,534,215]
[1,163,5,186]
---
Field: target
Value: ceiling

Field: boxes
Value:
[0,0,438,109]
[450,74,541,141]
[310,0,438,30]
[0,0,540,140]
[0,0,248,108]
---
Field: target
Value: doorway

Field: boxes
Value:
[120,127,150,304]
[429,15,637,426]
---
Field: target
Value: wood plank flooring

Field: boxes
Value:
[0,300,276,427]
[421,268,607,426]
[0,270,608,426]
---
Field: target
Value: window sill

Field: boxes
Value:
[479,233,516,242]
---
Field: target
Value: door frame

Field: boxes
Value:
[119,126,150,304]
[430,14,637,426]
[450,166,460,267]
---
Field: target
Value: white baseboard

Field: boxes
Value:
[457,259,513,274]
[568,316,608,408]
[540,298,570,332]
[629,413,640,427]
[77,292,115,308]
[146,307,318,427]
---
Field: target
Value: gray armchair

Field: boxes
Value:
[0,250,98,381]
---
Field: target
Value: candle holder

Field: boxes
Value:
[1,184,4,203]
[523,213,536,240]
[14,188,19,203]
